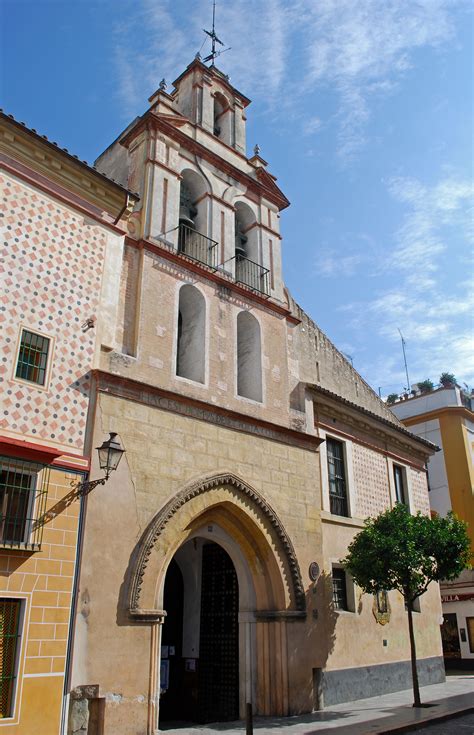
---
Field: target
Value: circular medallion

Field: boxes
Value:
[309,562,320,582]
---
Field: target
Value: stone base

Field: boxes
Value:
[321,656,445,707]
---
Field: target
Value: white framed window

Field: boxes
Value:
[388,459,412,510]
[13,326,54,391]
[319,432,355,518]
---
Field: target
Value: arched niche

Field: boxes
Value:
[176,284,206,383]
[237,311,262,402]
[128,473,305,617]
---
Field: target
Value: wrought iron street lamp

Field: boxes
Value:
[78,432,125,495]
[96,432,125,480]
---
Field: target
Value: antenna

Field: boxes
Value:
[202,0,231,64]
[398,328,411,392]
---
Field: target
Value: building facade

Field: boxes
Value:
[0,113,136,733]
[64,59,445,735]
[391,386,474,663]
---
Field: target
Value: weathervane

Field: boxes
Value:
[202,0,231,65]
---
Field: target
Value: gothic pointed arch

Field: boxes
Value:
[128,473,305,617]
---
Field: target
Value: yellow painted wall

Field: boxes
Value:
[438,413,474,548]
[0,465,80,733]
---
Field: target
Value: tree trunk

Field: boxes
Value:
[407,599,421,707]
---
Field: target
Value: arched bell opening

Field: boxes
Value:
[234,201,262,291]
[213,91,232,144]
[178,169,211,265]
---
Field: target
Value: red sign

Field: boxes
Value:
[441,593,474,602]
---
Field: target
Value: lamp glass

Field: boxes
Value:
[96,433,124,475]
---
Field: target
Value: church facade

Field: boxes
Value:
[65,59,445,734]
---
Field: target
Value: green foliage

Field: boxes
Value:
[417,379,434,393]
[342,505,471,604]
[386,393,399,405]
[439,372,456,387]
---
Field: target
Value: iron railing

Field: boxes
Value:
[0,457,49,550]
[329,492,348,517]
[332,569,348,610]
[178,224,218,269]
[0,599,21,717]
[231,255,270,296]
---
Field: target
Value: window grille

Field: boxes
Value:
[15,330,50,386]
[0,457,49,549]
[327,439,348,517]
[332,568,348,610]
[0,599,21,718]
[393,465,406,505]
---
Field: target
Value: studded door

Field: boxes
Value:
[198,542,239,723]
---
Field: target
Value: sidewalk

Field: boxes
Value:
[161,672,474,734]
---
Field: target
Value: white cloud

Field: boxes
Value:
[343,173,474,388]
[112,0,468,158]
[388,175,473,274]
[318,252,364,277]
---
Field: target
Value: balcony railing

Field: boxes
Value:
[178,224,218,269]
[231,255,270,296]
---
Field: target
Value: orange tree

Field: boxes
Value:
[342,504,471,706]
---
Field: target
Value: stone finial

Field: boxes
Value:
[195,52,201,61]
[254,144,260,156]
[159,78,167,91]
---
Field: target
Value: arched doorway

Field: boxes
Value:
[160,539,239,726]
[128,474,306,731]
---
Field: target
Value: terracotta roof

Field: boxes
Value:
[0,109,140,199]
[308,383,440,452]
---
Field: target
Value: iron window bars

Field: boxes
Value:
[0,599,21,718]
[332,569,348,611]
[15,330,50,386]
[0,457,49,550]
[327,438,349,517]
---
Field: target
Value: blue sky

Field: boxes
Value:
[2,0,473,395]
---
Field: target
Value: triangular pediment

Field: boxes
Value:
[255,167,290,210]
[152,112,188,128]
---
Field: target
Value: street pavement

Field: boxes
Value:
[160,672,474,734]
[410,712,474,733]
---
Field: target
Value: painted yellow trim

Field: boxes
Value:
[438,413,474,548]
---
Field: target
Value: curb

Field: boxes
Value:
[376,705,474,734]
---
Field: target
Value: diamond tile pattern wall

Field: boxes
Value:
[1,174,107,452]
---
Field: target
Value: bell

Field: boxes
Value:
[179,212,196,229]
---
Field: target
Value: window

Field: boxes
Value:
[0,458,49,549]
[393,465,407,505]
[236,311,262,402]
[15,329,50,386]
[327,439,348,517]
[466,617,474,653]
[0,599,22,718]
[176,285,206,384]
[332,568,348,611]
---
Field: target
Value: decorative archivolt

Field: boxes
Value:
[128,472,306,615]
